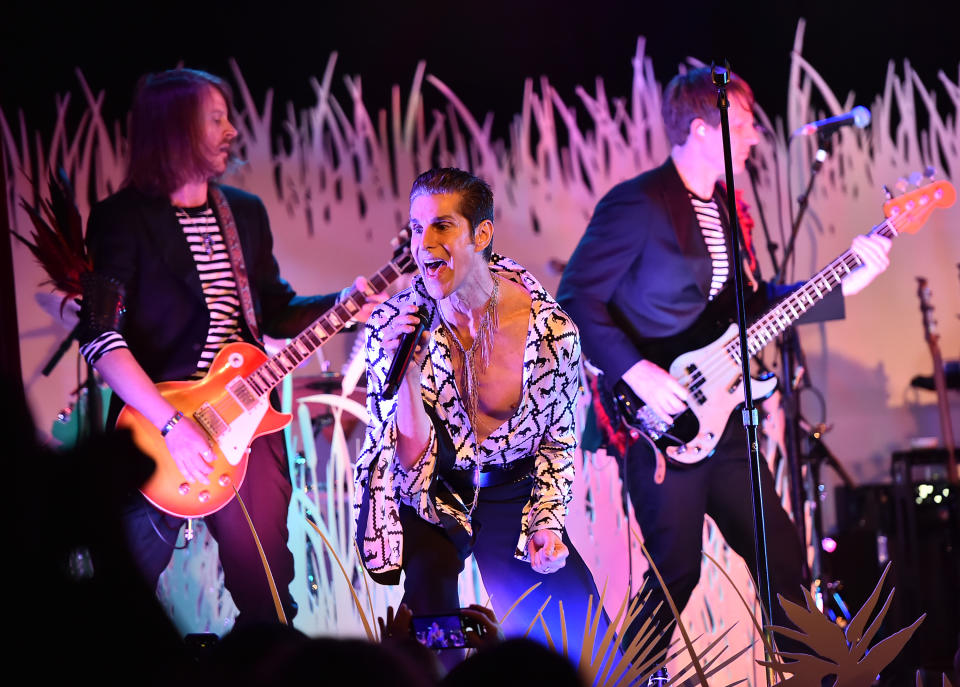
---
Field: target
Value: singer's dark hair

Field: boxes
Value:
[125,68,239,196]
[409,168,494,260]
[662,66,754,147]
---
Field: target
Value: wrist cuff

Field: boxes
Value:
[160,410,184,437]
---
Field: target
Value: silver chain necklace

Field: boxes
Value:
[438,273,500,515]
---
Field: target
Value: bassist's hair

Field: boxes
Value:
[662,67,754,147]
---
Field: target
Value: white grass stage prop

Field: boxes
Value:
[6,20,958,683]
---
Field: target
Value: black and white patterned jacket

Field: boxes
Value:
[354,255,581,579]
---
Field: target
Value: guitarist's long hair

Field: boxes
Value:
[125,68,239,197]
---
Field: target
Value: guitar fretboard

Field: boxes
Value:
[243,253,414,397]
[725,217,900,364]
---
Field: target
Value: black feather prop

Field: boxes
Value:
[10,168,91,316]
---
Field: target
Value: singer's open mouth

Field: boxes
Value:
[422,258,447,277]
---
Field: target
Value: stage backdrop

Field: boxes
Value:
[6,23,958,683]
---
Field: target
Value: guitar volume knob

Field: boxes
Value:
[198,490,210,503]
[218,474,231,487]
[178,483,190,495]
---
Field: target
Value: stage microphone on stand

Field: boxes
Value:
[382,306,430,400]
[791,106,871,138]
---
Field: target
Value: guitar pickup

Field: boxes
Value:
[687,365,706,392]
[727,375,742,394]
[194,403,227,438]
[227,377,259,411]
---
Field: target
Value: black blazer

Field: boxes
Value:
[557,158,843,382]
[81,184,337,385]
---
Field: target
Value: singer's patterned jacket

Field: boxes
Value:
[354,255,581,580]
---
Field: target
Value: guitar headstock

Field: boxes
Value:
[883,176,956,235]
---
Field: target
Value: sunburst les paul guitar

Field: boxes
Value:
[614,179,956,465]
[117,231,416,517]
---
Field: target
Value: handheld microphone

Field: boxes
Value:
[792,106,871,138]
[382,306,429,400]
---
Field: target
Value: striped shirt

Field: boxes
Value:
[689,193,729,300]
[80,205,244,376]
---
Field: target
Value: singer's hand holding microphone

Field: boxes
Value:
[382,304,431,400]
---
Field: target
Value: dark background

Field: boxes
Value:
[3,0,958,142]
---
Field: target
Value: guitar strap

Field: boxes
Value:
[209,184,262,342]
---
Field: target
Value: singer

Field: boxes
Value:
[354,168,612,660]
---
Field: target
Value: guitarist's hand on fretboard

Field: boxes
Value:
[163,415,217,485]
[840,234,892,297]
[622,359,689,422]
[344,275,389,323]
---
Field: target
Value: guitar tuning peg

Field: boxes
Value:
[895,177,909,193]
[924,166,936,180]
[908,171,924,187]
[881,184,894,200]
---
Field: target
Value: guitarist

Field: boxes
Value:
[76,68,384,628]
[557,66,891,664]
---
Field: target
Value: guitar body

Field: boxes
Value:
[117,341,292,518]
[614,321,778,465]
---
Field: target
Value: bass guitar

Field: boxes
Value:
[614,179,956,465]
[117,230,416,517]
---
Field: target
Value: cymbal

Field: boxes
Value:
[296,372,344,391]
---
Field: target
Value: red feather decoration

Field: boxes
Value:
[10,168,91,315]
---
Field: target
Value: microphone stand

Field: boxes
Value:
[802,419,856,621]
[774,132,836,589]
[712,65,774,668]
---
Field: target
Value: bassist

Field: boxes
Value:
[557,66,890,664]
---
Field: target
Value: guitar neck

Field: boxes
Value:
[243,257,410,397]
[736,218,898,358]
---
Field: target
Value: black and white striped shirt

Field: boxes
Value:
[80,205,244,376]
[689,193,729,300]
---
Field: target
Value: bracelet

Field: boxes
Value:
[160,410,184,437]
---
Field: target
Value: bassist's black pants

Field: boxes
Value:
[618,412,807,659]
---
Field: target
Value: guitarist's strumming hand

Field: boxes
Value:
[622,358,689,422]
[841,234,892,296]
[163,414,216,485]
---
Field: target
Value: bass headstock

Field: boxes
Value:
[882,175,956,236]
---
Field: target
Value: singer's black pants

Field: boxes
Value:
[398,475,615,664]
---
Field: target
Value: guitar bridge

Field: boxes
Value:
[637,406,671,440]
[194,403,227,438]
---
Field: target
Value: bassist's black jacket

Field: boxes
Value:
[557,158,844,382]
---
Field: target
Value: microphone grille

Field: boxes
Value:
[852,105,871,129]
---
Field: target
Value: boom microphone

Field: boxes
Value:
[382,306,429,400]
[792,106,871,138]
